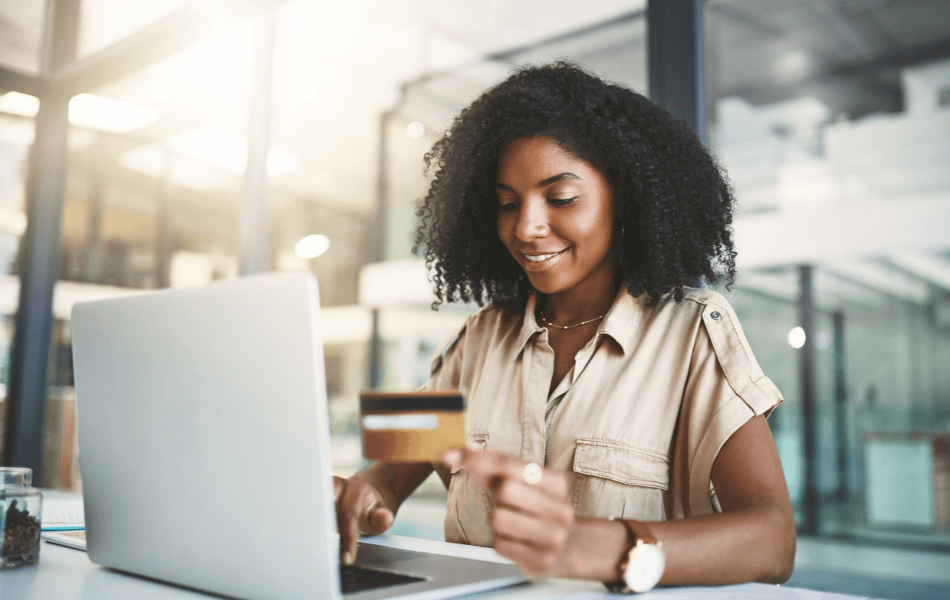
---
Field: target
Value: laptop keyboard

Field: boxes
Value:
[340,564,426,594]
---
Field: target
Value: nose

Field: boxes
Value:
[514,198,550,242]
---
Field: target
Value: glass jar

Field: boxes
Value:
[1,467,43,568]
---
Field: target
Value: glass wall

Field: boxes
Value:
[0,109,31,460]
[706,0,950,547]
[814,262,950,545]
[37,17,254,490]
[0,0,44,472]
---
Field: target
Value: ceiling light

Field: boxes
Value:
[774,50,810,82]
[295,234,330,259]
[68,129,97,152]
[0,92,40,117]
[120,143,236,191]
[406,121,425,139]
[169,127,245,174]
[69,93,161,133]
[0,207,27,235]
[266,148,301,177]
[167,126,300,177]
[119,144,166,178]
[0,119,36,145]
[302,86,319,102]
[152,86,168,102]
[787,327,806,349]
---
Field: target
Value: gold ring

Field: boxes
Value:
[522,462,543,486]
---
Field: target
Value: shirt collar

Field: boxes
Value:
[598,286,642,355]
[515,292,545,354]
[516,287,643,356]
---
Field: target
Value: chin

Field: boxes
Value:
[525,274,570,296]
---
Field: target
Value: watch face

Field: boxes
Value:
[624,543,665,593]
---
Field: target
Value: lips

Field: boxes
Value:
[522,248,567,262]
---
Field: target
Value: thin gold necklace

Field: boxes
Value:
[538,298,606,330]
[540,313,605,330]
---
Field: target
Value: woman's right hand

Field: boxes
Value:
[333,475,396,566]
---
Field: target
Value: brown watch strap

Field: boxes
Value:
[604,519,660,594]
[618,518,658,546]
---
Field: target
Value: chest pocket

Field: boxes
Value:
[571,438,669,522]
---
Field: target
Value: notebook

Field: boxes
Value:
[70,272,525,600]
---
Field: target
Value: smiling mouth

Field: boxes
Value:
[523,249,567,262]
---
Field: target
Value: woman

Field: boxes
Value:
[334,62,795,590]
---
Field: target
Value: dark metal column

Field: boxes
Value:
[154,146,174,288]
[647,0,706,144]
[798,265,820,534]
[373,110,394,265]
[238,10,277,275]
[82,136,104,281]
[2,94,70,474]
[368,110,394,389]
[2,0,78,475]
[833,310,849,501]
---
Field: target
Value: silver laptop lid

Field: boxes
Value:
[72,272,339,600]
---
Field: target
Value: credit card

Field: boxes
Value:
[359,391,465,462]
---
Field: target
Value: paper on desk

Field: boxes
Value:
[41,497,85,530]
[564,582,871,599]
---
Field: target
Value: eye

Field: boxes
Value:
[498,202,519,212]
[549,197,577,206]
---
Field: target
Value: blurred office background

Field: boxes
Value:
[1,0,949,597]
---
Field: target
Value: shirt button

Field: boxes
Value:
[710,311,721,321]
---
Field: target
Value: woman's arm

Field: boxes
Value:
[443,415,796,585]
[659,414,796,583]
[334,461,433,565]
[558,415,796,585]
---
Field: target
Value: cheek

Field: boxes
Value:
[496,216,514,251]
[563,216,614,264]
[562,214,605,247]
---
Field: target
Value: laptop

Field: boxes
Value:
[71,271,525,600]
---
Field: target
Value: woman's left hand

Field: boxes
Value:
[442,447,575,579]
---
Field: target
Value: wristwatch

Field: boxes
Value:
[604,519,665,594]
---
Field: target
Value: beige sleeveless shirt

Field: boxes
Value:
[423,287,783,547]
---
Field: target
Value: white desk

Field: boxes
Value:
[1,534,872,600]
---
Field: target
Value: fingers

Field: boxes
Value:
[489,497,575,580]
[442,448,570,500]
[337,496,361,566]
[491,503,575,580]
[334,477,361,566]
[441,448,575,580]
[363,502,394,535]
[494,536,564,580]
[492,475,574,523]
[334,476,394,566]
[491,505,572,550]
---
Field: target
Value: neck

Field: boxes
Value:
[541,273,619,327]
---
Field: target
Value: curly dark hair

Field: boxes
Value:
[413,61,736,311]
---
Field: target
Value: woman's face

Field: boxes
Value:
[496,136,616,299]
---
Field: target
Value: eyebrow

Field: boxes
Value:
[495,172,581,191]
